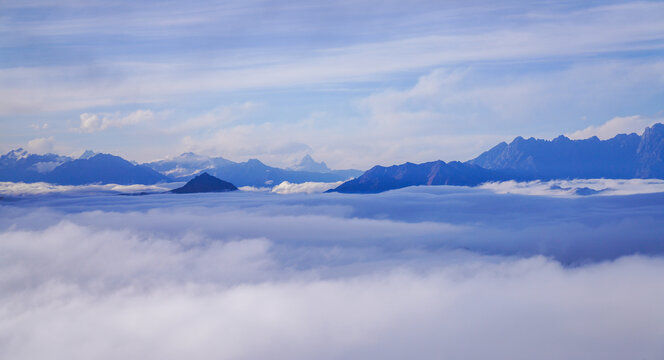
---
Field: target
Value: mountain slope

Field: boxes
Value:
[171,172,237,193]
[636,123,664,177]
[0,148,71,182]
[210,159,349,187]
[45,154,170,185]
[330,161,500,193]
[469,123,664,179]
[330,123,664,194]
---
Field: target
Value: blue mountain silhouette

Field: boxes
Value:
[171,172,237,193]
[330,123,664,193]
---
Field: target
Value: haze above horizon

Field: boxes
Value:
[2,0,663,168]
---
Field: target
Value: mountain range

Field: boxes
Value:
[0,150,362,187]
[3,123,663,191]
[329,123,664,193]
[144,154,363,187]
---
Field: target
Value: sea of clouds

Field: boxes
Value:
[1,185,664,359]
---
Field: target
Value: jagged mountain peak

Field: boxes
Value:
[5,148,29,160]
[291,154,331,172]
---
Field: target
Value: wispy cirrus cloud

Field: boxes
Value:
[2,2,664,114]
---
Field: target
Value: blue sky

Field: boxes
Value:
[1,0,664,168]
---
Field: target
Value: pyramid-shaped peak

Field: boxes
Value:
[79,150,96,159]
[171,172,238,194]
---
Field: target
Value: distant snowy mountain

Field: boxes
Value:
[1,149,360,187]
[144,152,235,179]
[290,154,331,172]
[209,158,351,187]
[289,154,363,179]
[144,153,361,187]
[79,150,97,159]
[0,148,71,182]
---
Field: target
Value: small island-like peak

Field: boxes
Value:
[171,172,238,194]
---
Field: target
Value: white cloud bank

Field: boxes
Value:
[1,187,664,359]
[271,181,343,194]
[0,181,179,196]
[238,181,344,194]
[0,221,663,359]
[479,179,664,197]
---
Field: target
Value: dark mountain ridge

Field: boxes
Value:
[330,123,664,193]
[45,153,169,185]
[330,160,507,194]
[467,125,664,179]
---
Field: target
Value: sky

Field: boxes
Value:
[2,187,664,359]
[1,0,664,168]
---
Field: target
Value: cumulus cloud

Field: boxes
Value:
[25,136,54,153]
[74,109,155,133]
[1,187,664,359]
[567,115,658,139]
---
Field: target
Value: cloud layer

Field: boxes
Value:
[2,187,664,358]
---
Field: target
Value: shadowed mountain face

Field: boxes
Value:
[637,123,664,177]
[45,154,169,185]
[330,161,500,193]
[171,172,237,194]
[331,123,664,193]
[469,123,664,179]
